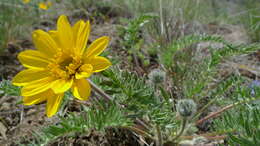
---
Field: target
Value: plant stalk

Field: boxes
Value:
[172,118,187,142]
[88,79,151,131]
[156,124,163,146]
[159,0,164,36]
[123,126,155,141]
[196,97,257,125]
[87,79,112,101]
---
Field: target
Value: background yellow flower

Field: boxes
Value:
[22,0,30,4]
[38,2,49,10]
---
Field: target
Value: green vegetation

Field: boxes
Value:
[35,101,131,145]
[0,80,20,96]
[0,0,38,52]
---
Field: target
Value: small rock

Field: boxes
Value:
[1,103,10,110]
[179,140,194,146]
[26,108,37,115]
[193,136,209,145]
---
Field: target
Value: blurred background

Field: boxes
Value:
[1,0,260,79]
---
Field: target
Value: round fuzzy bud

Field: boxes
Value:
[176,99,197,118]
[148,69,166,85]
[248,80,260,96]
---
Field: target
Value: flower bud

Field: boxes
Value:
[248,80,260,96]
[176,99,197,118]
[148,69,166,85]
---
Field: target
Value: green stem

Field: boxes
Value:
[88,79,152,133]
[123,126,155,141]
[172,118,187,142]
[191,96,218,121]
[159,0,164,36]
[156,124,163,146]
[87,79,112,101]
[192,74,237,121]
[196,97,257,125]
[158,85,170,102]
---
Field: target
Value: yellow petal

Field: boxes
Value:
[46,92,64,117]
[75,72,92,79]
[88,56,111,72]
[72,20,84,39]
[57,15,74,54]
[23,89,52,105]
[48,30,62,48]
[84,36,109,58]
[12,69,49,86]
[75,64,93,79]
[18,50,51,69]
[73,20,90,55]
[32,30,58,56]
[21,77,54,96]
[80,64,93,72]
[72,79,91,100]
[51,78,73,94]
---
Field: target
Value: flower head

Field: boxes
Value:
[12,15,111,117]
[39,1,52,10]
[249,80,260,96]
[148,69,166,85]
[22,0,30,4]
[176,99,197,118]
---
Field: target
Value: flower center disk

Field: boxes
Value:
[48,52,84,80]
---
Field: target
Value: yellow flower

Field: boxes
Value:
[47,1,52,7]
[38,2,49,10]
[22,0,30,4]
[12,15,112,117]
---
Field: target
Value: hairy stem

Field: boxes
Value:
[191,96,218,121]
[88,79,151,132]
[123,126,155,141]
[172,118,187,142]
[156,124,163,146]
[159,0,164,36]
[192,74,234,122]
[87,79,112,101]
[196,97,257,125]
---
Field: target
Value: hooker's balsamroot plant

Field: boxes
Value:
[38,1,52,10]
[12,15,111,117]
